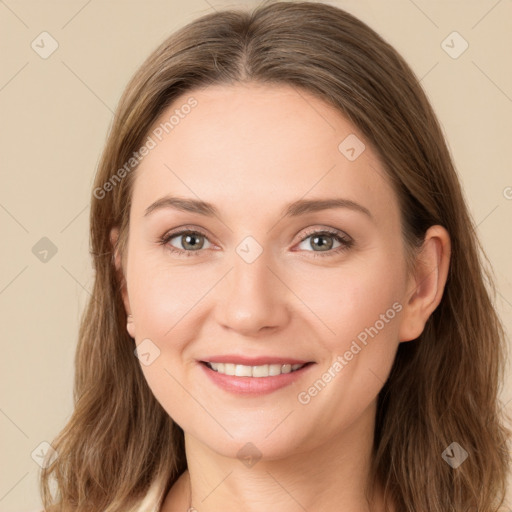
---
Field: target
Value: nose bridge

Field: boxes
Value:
[215,235,287,335]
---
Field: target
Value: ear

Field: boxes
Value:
[110,227,135,339]
[398,225,451,342]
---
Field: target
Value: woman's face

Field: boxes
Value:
[116,83,415,459]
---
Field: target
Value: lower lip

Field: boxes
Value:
[198,361,315,395]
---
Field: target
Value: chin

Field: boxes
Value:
[190,425,309,463]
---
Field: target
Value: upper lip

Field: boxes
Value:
[200,355,313,366]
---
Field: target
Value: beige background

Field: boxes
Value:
[1,0,511,510]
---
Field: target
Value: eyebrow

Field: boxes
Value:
[144,195,373,220]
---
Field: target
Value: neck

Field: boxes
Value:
[164,401,389,512]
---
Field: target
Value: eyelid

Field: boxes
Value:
[298,225,351,242]
[162,225,212,241]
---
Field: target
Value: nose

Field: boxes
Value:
[214,245,290,337]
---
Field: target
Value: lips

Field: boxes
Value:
[200,355,312,366]
[198,357,316,394]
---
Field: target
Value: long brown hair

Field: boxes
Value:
[40,2,511,510]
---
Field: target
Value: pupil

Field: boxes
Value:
[184,234,202,250]
[313,235,332,251]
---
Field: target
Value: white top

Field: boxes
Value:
[25,476,167,512]
[134,476,167,511]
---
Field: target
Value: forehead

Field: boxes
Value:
[130,83,399,226]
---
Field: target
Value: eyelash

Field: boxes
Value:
[159,226,354,259]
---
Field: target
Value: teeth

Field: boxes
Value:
[207,362,305,377]
[235,364,252,377]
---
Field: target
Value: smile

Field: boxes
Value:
[205,361,306,377]
[199,360,315,395]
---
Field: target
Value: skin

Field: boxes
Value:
[111,83,450,512]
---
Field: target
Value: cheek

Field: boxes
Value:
[126,252,199,423]
[127,248,204,340]
[292,258,404,431]
[295,254,405,353]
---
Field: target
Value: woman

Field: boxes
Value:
[39,2,511,511]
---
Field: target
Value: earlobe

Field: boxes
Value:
[126,314,135,339]
[398,225,451,342]
[110,227,135,338]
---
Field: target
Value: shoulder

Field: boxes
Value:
[135,476,169,512]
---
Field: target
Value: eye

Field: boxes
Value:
[159,226,353,258]
[160,228,213,257]
[296,228,353,258]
